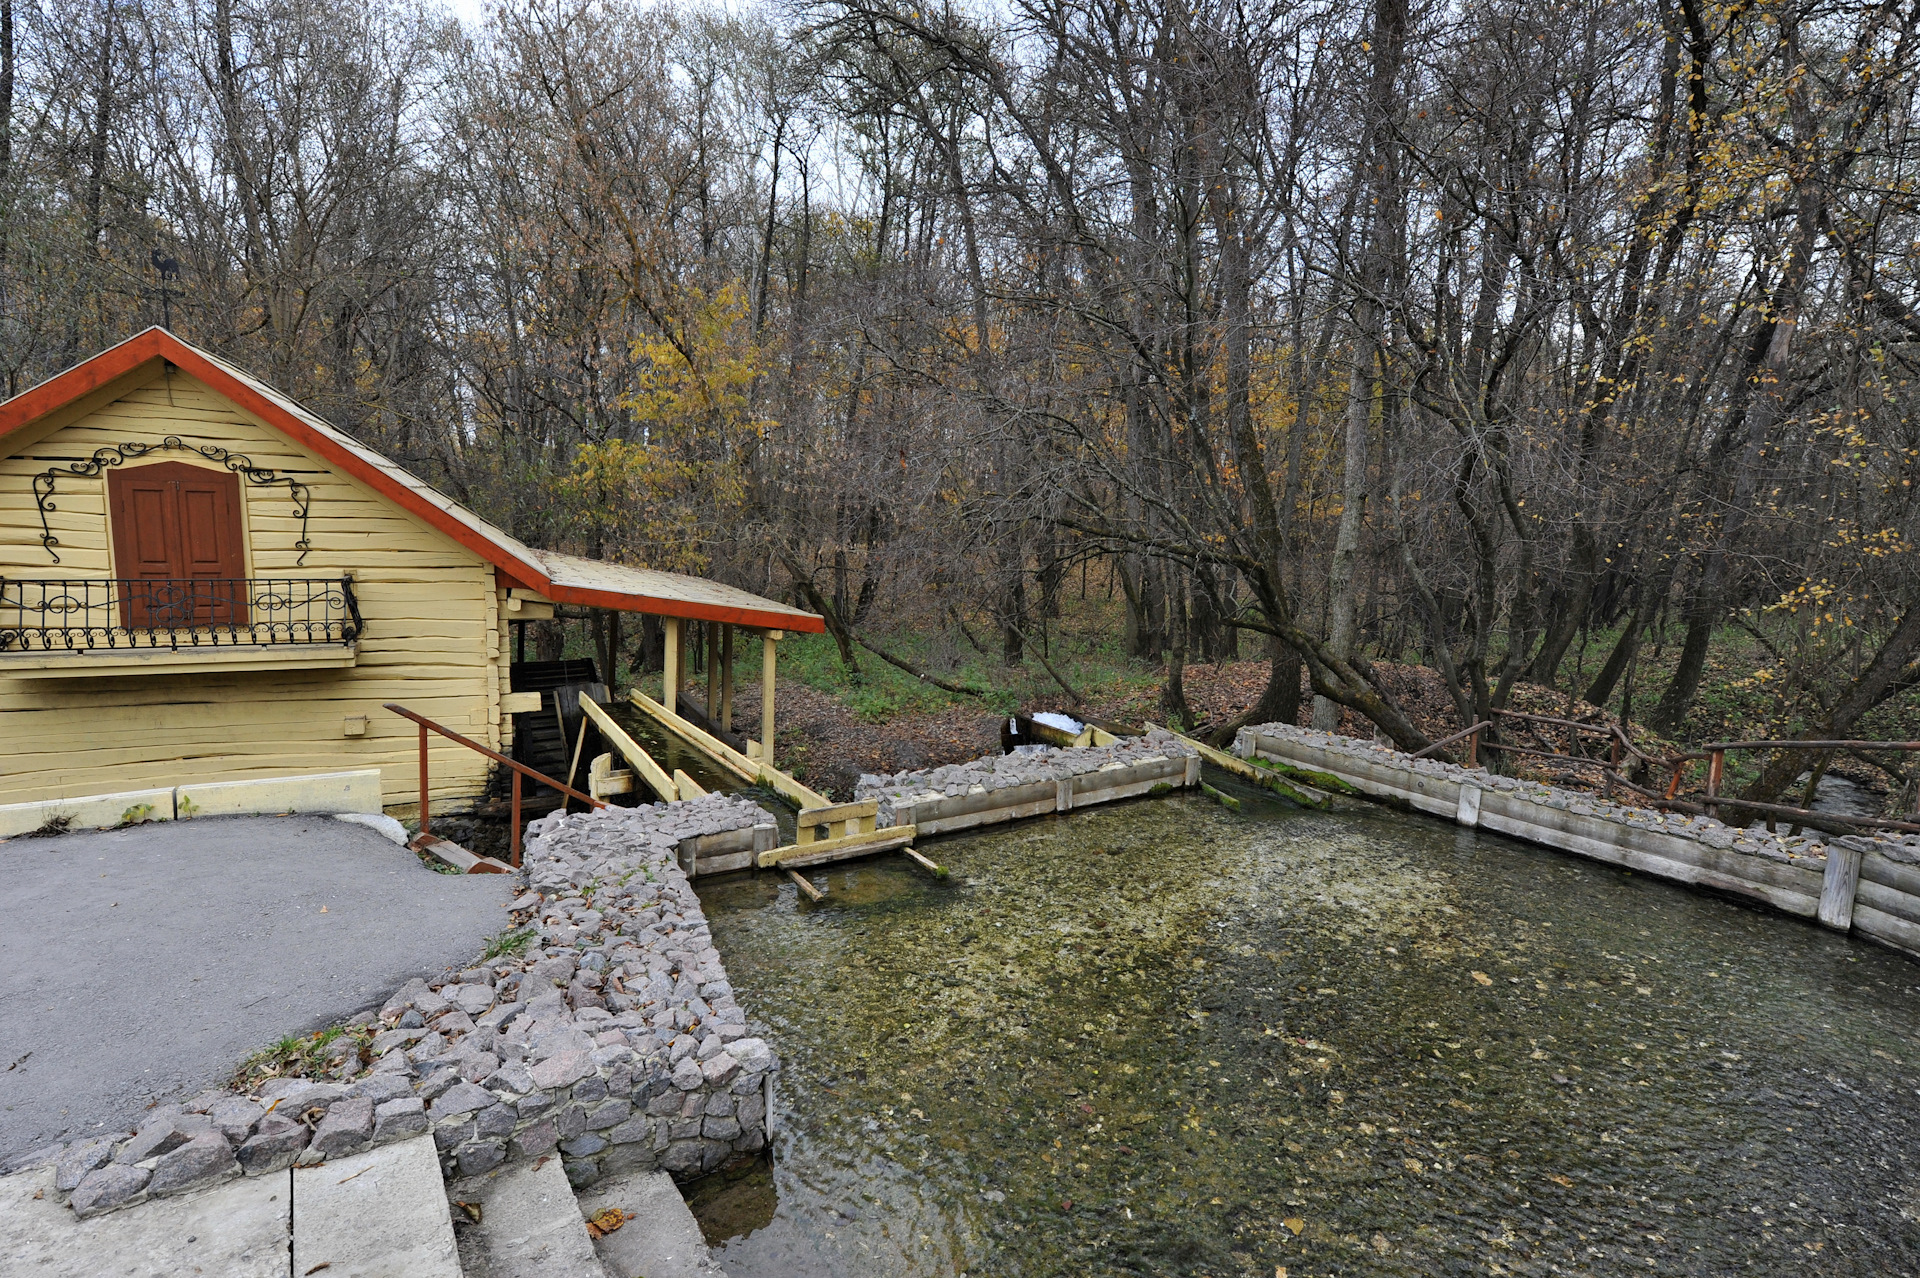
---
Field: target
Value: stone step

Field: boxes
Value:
[448,1155,605,1278]
[0,1159,290,1277]
[579,1169,726,1278]
[292,1134,462,1278]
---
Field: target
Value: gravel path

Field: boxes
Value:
[0,814,514,1163]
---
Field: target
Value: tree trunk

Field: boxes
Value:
[1737,607,1920,806]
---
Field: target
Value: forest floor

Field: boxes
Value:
[704,596,1920,807]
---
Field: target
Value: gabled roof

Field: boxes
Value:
[0,328,824,633]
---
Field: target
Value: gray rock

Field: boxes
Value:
[381,978,428,1021]
[308,1096,375,1160]
[529,1049,594,1089]
[700,1053,740,1087]
[207,1097,265,1145]
[115,1116,195,1164]
[70,1163,150,1218]
[433,1119,474,1151]
[510,1118,559,1159]
[672,1057,704,1091]
[370,1026,426,1057]
[661,1140,705,1174]
[586,1100,632,1131]
[348,1072,416,1104]
[456,1140,505,1177]
[554,1104,588,1140]
[433,1010,477,1038]
[559,1133,608,1158]
[147,1133,239,1196]
[237,1115,308,1174]
[415,1067,465,1100]
[728,1038,774,1072]
[430,1082,499,1118]
[53,1138,116,1192]
[372,1097,428,1145]
[475,1103,518,1139]
[702,1116,741,1141]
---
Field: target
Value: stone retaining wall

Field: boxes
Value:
[1239,722,1920,957]
[41,793,781,1218]
[856,728,1201,835]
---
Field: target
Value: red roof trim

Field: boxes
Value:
[0,329,825,634]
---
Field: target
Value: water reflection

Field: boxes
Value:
[693,792,1920,1276]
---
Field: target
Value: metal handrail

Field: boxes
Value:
[383,701,603,868]
[0,575,360,651]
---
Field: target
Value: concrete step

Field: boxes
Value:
[0,1160,290,1277]
[579,1169,726,1278]
[292,1134,462,1278]
[447,1155,604,1278]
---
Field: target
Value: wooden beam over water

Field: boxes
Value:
[579,692,676,802]
[1148,722,1331,808]
[628,687,830,809]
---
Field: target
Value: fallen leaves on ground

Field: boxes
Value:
[586,1207,631,1238]
[1472,971,1494,986]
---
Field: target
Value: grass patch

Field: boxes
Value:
[482,926,536,960]
[233,1022,373,1092]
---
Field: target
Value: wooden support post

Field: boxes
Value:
[1819,841,1864,931]
[786,868,824,902]
[563,717,590,807]
[707,623,720,719]
[1707,750,1725,819]
[761,630,778,765]
[511,769,522,867]
[662,617,680,716]
[418,721,431,837]
[720,625,734,732]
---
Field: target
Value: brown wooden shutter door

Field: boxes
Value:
[108,462,248,628]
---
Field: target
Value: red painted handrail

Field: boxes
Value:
[383,701,603,867]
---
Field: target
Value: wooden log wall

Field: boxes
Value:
[0,370,504,810]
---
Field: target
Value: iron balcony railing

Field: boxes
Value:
[0,577,362,652]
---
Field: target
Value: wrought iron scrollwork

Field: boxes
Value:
[33,436,313,565]
[0,576,360,652]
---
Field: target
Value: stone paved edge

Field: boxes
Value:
[853,727,1200,827]
[28,792,782,1218]
[1236,721,1920,952]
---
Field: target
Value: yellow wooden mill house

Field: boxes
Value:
[0,328,825,847]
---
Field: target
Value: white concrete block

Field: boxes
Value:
[176,769,383,819]
[0,788,174,839]
[292,1134,460,1278]
[1455,784,1482,828]
[576,1168,715,1278]
[0,1163,288,1277]
[453,1154,603,1278]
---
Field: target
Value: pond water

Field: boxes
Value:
[691,787,1920,1276]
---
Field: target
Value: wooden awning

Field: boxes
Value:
[515,551,822,631]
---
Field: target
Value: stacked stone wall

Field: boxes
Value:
[45,793,781,1217]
